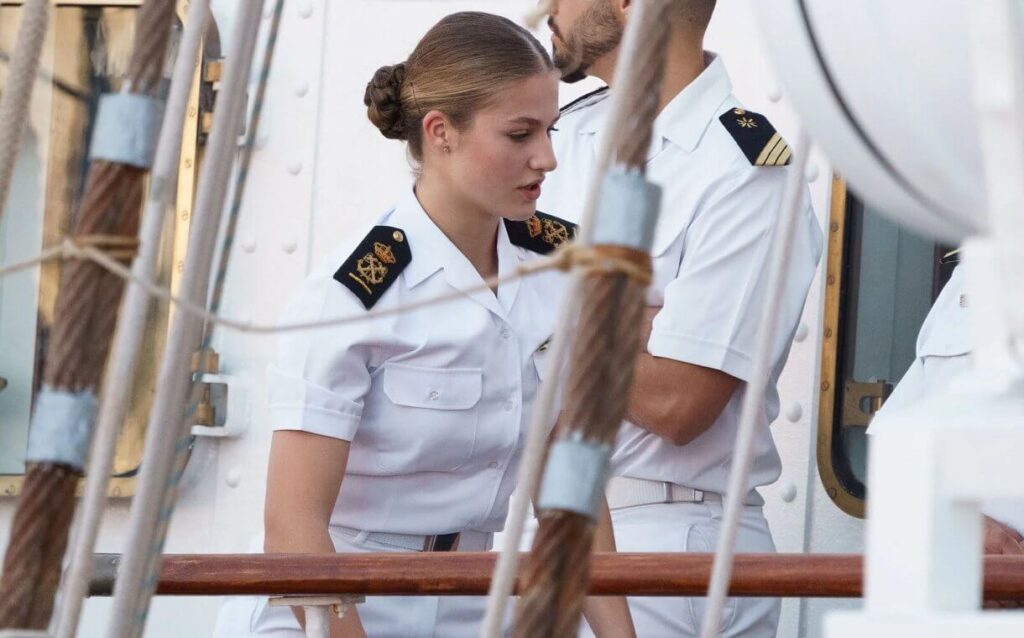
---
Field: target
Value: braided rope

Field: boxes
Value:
[0,0,179,631]
[105,3,271,636]
[53,4,213,636]
[0,0,50,228]
[0,464,76,630]
[511,1,673,634]
[0,237,649,336]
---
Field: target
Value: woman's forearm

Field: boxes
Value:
[582,497,636,638]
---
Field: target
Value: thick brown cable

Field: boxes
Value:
[512,1,673,635]
[0,0,178,631]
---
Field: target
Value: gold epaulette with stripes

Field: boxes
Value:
[718,108,792,167]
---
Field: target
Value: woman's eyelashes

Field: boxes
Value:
[507,126,558,143]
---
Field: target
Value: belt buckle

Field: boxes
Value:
[423,532,460,552]
[665,483,705,503]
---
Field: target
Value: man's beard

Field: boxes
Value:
[550,0,623,84]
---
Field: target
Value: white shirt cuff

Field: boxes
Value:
[269,403,361,441]
[647,330,753,382]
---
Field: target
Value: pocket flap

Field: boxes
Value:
[382,363,483,410]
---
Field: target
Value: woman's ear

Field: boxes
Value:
[422,110,451,155]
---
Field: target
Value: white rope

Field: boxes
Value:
[0,239,595,335]
[479,0,664,632]
[52,2,212,636]
[105,3,267,636]
[0,0,49,225]
[698,132,811,638]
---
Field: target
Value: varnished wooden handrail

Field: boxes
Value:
[86,553,1024,600]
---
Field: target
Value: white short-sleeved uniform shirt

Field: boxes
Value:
[871,266,1024,533]
[268,188,564,535]
[539,54,823,494]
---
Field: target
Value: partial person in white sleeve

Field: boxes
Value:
[214,11,634,638]
[539,0,824,635]
[868,260,1024,609]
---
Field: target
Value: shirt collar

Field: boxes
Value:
[386,186,524,315]
[580,52,732,154]
[389,186,445,288]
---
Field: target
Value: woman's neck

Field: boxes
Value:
[414,174,500,280]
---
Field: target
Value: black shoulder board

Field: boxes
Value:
[332,225,411,309]
[504,212,577,255]
[719,108,792,167]
[560,86,610,116]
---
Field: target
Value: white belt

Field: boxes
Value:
[334,526,492,552]
[606,476,719,510]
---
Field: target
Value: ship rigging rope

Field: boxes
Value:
[698,132,811,638]
[104,2,270,636]
[52,2,214,636]
[511,0,672,635]
[0,236,649,332]
[0,0,180,632]
[0,0,50,228]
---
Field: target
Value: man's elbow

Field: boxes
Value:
[642,403,709,447]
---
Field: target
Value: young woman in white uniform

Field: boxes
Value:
[215,11,634,638]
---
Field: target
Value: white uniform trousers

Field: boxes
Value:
[581,500,780,638]
[213,529,491,638]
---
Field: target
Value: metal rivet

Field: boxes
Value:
[298,3,313,18]
[287,161,303,176]
[294,81,309,98]
[785,402,803,422]
[805,163,820,183]
[794,323,809,343]
[780,482,798,503]
[282,238,297,254]
[393,230,404,242]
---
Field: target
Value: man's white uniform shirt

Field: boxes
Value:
[267,188,562,535]
[539,54,823,495]
[871,266,1024,533]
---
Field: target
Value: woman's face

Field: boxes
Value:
[444,71,560,222]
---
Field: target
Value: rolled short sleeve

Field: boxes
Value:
[267,268,375,441]
[647,167,822,382]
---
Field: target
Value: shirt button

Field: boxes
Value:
[503,400,514,412]
[429,391,440,401]
[488,461,498,469]
[500,328,511,339]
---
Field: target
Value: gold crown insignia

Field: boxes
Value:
[373,242,396,264]
[526,216,543,238]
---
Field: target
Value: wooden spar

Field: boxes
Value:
[85,553,1024,600]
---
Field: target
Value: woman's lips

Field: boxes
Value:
[519,182,542,201]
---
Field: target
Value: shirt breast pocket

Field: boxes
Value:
[374,362,482,473]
